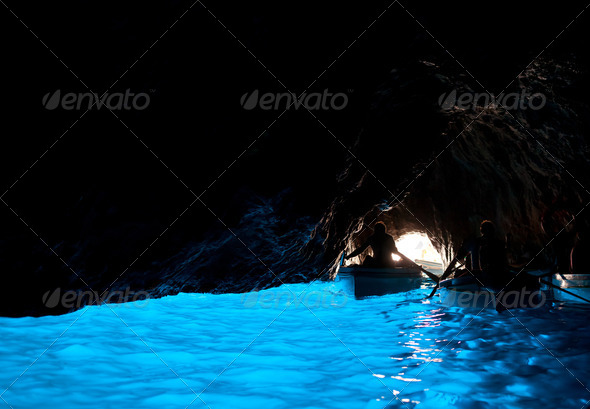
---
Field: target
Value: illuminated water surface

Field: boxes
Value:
[1,281,589,408]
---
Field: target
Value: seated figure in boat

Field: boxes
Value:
[345,222,406,268]
[440,220,509,285]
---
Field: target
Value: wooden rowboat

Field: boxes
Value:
[336,264,424,298]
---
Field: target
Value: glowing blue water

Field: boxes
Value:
[1,281,590,408]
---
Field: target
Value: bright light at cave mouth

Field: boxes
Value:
[392,233,442,264]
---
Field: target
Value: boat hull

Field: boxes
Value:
[415,259,443,275]
[337,266,423,298]
[439,276,546,310]
[439,277,498,309]
[551,274,590,302]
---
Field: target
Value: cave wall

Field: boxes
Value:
[305,58,590,276]
[2,1,590,317]
[2,57,588,317]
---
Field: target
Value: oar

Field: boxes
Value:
[425,264,461,299]
[426,282,439,299]
[540,279,590,304]
[395,252,439,283]
[418,265,440,283]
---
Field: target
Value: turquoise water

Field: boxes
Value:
[1,281,589,408]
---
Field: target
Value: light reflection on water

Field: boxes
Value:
[0,281,589,408]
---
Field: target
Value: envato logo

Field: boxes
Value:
[240,89,349,111]
[42,89,151,111]
[42,287,150,309]
[446,288,547,310]
[438,90,546,111]
[241,288,349,309]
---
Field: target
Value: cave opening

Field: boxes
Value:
[393,232,443,266]
[344,226,444,273]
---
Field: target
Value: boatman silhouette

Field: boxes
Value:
[345,222,400,268]
[438,220,518,293]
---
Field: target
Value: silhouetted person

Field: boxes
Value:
[440,220,509,285]
[345,222,399,268]
[571,225,590,273]
[542,198,576,273]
